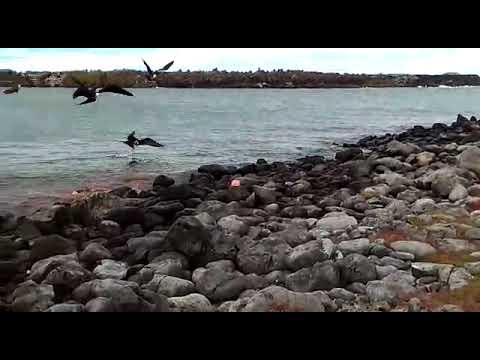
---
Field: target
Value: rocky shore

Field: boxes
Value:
[3,70,480,89]
[3,114,480,312]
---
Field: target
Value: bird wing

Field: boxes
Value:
[73,86,93,99]
[142,59,154,76]
[127,131,137,142]
[77,97,97,105]
[99,85,134,96]
[158,60,174,72]
[138,138,164,147]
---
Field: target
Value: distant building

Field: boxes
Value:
[0,69,15,75]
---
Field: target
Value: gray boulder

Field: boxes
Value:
[45,303,85,312]
[93,259,128,280]
[144,274,195,297]
[337,253,377,284]
[192,260,248,301]
[237,236,291,275]
[168,293,213,312]
[389,241,437,260]
[285,261,341,292]
[11,280,55,312]
[166,216,211,257]
[79,243,112,266]
[338,238,370,256]
[30,234,77,262]
[286,239,334,271]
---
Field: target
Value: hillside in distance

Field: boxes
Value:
[1,69,480,88]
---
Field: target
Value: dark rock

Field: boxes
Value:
[72,279,156,312]
[0,237,16,259]
[153,175,175,188]
[337,253,377,284]
[149,202,184,216]
[155,184,206,201]
[0,210,17,233]
[198,164,237,179]
[192,260,248,301]
[0,260,18,283]
[30,234,77,262]
[166,216,210,257]
[336,148,363,163]
[183,198,203,208]
[85,297,115,312]
[143,274,195,297]
[237,163,257,175]
[285,261,341,292]
[44,261,93,295]
[110,246,130,261]
[98,220,121,238]
[143,212,166,230]
[109,186,133,197]
[79,243,112,266]
[286,239,334,271]
[11,280,54,312]
[45,303,85,312]
[28,205,73,234]
[105,207,145,229]
[237,236,291,275]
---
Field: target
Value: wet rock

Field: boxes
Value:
[0,237,16,259]
[252,185,277,205]
[336,148,362,163]
[198,164,237,179]
[386,140,420,157]
[105,207,145,228]
[153,175,175,188]
[369,244,392,258]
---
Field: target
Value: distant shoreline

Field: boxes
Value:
[2,70,480,89]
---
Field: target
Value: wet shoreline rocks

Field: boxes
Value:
[2,113,480,312]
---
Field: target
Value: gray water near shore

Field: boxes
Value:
[1,86,480,214]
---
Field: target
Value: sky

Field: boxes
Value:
[0,48,479,74]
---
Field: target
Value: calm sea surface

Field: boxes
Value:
[1,87,480,214]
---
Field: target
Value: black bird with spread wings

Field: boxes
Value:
[142,59,174,81]
[122,131,164,149]
[71,74,134,105]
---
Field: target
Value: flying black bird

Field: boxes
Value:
[142,59,174,81]
[3,83,20,94]
[71,75,134,105]
[122,131,164,149]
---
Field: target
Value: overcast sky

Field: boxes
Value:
[0,48,479,74]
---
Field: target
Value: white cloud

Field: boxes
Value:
[0,48,479,74]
